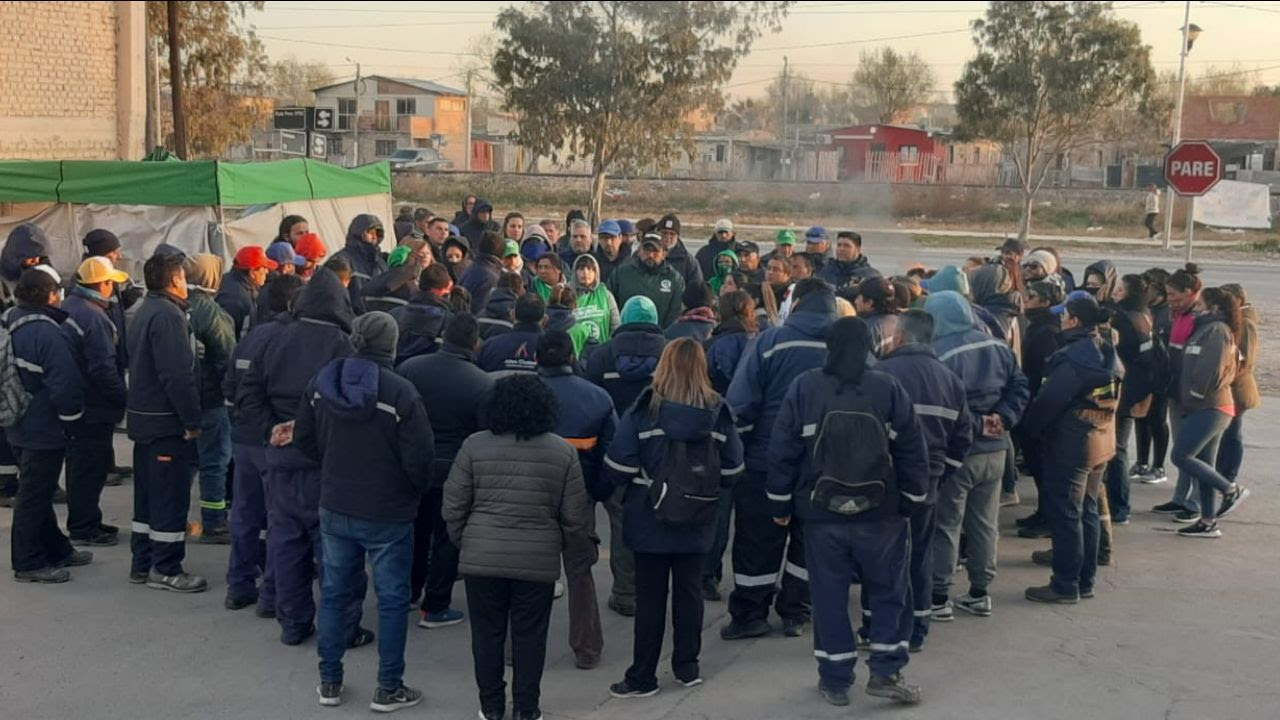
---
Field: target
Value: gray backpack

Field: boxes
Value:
[0,311,54,428]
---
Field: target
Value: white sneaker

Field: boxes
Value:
[554,581,565,599]
[955,593,993,617]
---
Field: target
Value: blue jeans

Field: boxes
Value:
[197,407,231,529]
[1103,416,1134,522]
[1044,460,1103,597]
[1171,409,1233,521]
[1215,411,1246,482]
[317,509,413,691]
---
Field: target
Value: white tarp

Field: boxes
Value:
[1193,179,1273,229]
[223,193,394,259]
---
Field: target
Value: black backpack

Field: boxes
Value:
[808,375,897,517]
[650,433,723,527]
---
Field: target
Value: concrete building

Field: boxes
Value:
[312,75,468,168]
[0,1,146,161]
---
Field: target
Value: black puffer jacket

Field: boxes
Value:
[397,343,495,488]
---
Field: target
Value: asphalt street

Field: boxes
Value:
[1,399,1278,720]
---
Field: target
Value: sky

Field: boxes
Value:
[250,0,1280,102]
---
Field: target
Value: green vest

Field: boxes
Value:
[574,284,613,346]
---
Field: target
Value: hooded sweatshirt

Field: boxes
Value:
[969,263,1023,365]
[293,351,434,523]
[727,287,838,472]
[361,263,417,313]
[707,249,740,296]
[583,321,668,415]
[332,214,389,316]
[478,287,519,341]
[443,235,473,284]
[1082,260,1119,305]
[1,224,51,306]
[237,268,355,442]
[186,255,237,409]
[925,291,1028,455]
[458,198,493,247]
[695,232,737,281]
[389,291,452,364]
[929,266,1005,339]
[451,195,474,228]
[571,253,621,347]
[818,254,881,290]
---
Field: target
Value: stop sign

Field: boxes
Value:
[1165,140,1223,196]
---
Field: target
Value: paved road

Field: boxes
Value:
[2,405,1279,720]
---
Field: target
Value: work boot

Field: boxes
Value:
[702,577,722,602]
[146,570,208,593]
[70,529,119,547]
[54,550,93,568]
[1025,584,1079,604]
[866,674,922,705]
[198,526,231,545]
[1031,549,1053,566]
[720,619,771,640]
[818,684,850,707]
[15,566,71,584]
[782,616,807,638]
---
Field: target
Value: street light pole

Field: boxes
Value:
[1163,2,1194,250]
[346,57,361,167]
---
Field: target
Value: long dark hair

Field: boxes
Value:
[1202,286,1244,347]
[857,277,897,316]
[1118,274,1148,312]
[718,290,758,334]
[1167,263,1203,295]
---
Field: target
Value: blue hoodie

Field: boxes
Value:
[539,365,618,500]
[582,321,668,415]
[294,352,434,523]
[925,291,1028,456]
[1019,327,1123,469]
[929,265,1006,339]
[62,286,127,425]
[726,287,838,473]
[876,343,973,498]
[6,306,84,450]
[332,214,388,316]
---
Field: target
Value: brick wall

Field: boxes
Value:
[0,1,140,160]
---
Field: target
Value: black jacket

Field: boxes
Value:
[666,239,704,291]
[477,288,518,341]
[460,254,503,313]
[1022,308,1063,398]
[216,268,259,341]
[592,244,632,286]
[582,322,667,415]
[818,255,881,289]
[704,320,753,395]
[361,265,415,314]
[295,352,434,523]
[224,314,291,446]
[876,344,973,498]
[695,234,736,282]
[1020,327,1122,470]
[539,365,618,500]
[332,214,389,316]
[237,269,355,442]
[389,292,452,364]
[458,198,493,247]
[397,343,495,488]
[61,287,127,425]
[6,306,83,450]
[476,322,542,373]
[126,293,202,442]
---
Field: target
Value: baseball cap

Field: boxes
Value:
[76,256,129,285]
[1051,290,1095,315]
[503,240,520,258]
[598,220,621,237]
[616,219,636,235]
[234,245,279,271]
[640,232,664,248]
[776,229,798,246]
[736,240,761,255]
[294,232,327,261]
[805,225,828,243]
[715,218,734,232]
[266,240,307,268]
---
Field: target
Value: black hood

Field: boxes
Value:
[2,224,51,281]
[345,214,384,247]
[468,197,493,225]
[1083,260,1119,304]
[293,267,355,332]
[482,287,518,319]
[444,235,471,257]
[824,317,872,388]
[362,264,415,302]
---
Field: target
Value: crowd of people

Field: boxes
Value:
[0,198,1261,716]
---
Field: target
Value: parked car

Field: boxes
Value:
[388,148,453,171]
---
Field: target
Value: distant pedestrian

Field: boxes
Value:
[1144,184,1160,239]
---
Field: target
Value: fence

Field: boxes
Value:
[864,151,944,183]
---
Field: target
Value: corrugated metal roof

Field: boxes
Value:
[312,75,466,97]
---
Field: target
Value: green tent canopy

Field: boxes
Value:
[0,159,390,207]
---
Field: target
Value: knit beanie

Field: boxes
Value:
[620,295,659,326]
[1022,249,1058,275]
[351,311,399,356]
[83,229,121,257]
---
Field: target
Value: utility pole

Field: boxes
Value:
[781,56,789,178]
[145,37,159,151]
[464,68,473,171]
[353,61,362,166]
[167,0,188,159]
[1163,1,1194,250]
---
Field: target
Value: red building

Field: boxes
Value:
[828,124,948,182]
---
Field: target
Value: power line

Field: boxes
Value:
[257,34,483,57]
[255,20,492,30]
[1204,1,1280,13]
[754,27,972,53]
